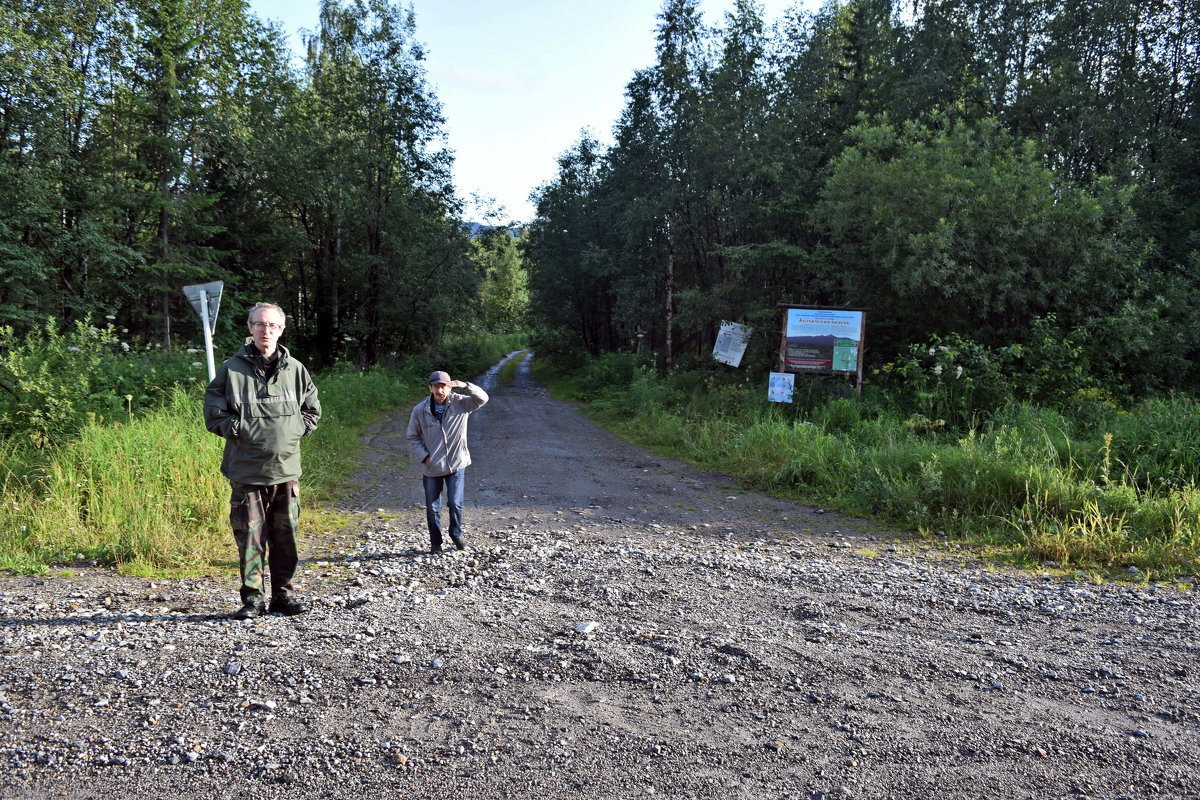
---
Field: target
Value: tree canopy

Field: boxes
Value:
[525,0,1200,395]
[0,0,503,367]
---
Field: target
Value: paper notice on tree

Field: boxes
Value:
[768,371,794,403]
[712,321,752,367]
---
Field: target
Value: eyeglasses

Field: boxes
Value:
[250,322,283,332]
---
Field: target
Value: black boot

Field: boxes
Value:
[232,601,266,620]
[269,595,310,616]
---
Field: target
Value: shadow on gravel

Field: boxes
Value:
[0,611,230,628]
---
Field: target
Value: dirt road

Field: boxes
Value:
[1,353,1197,798]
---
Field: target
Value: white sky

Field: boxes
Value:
[246,0,818,224]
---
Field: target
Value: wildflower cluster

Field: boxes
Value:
[875,333,1015,429]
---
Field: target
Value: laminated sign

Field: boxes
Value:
[712,321,752,367]
[780,308,864,374]
[768,371,795,403]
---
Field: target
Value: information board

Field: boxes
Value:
[779,307,865,375]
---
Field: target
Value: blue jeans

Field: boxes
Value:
[422,469,465,546]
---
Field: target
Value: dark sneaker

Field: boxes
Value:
[451,535,467,551]
[430,543,443,554]
[269,596,310,616]
[232,601,266,620]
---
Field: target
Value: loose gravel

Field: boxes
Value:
[1,354,1197,799]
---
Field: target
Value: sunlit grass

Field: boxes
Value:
[0,332,527,574]
[551,364,1200,581]
[0,386,229,574]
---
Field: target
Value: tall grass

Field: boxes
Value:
[0,386,229,574]
[548,359,1200,580]
[0,332,525,574]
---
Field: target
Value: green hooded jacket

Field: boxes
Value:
[203,343,321,486]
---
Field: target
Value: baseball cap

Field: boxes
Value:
[428,370,452,385]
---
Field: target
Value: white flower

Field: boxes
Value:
[105,315,116,320]
[955,365,963,379]
[192,361,203,368]
[186,348,200,355]
[119,342,130,352]
[933,365,943,376]
[927,347,936,355]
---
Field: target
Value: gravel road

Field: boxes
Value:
[2,353,1197,799]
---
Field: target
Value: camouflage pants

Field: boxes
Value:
[229,480,300,605]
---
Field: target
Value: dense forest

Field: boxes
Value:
[4,0,1200,395]
[0,0,529,368]
[526,0,1200,399]
[3,0,1200,574]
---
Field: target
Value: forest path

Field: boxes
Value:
[0,353,1196,799]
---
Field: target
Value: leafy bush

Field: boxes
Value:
[576,351,651,400]
[0,318,205,444]
[874,332,1015,428]
[1009,316,1099,405]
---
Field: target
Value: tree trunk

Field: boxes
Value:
[665,219,675,368]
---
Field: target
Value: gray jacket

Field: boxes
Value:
[405,382,489,476]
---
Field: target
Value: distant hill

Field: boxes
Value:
[464,222,525,238]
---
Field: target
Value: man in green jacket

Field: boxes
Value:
[203,302,321,619]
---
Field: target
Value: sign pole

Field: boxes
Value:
[199,289,216,381]
[182,280,223,383]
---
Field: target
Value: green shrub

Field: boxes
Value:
[577,351,649,400]
[542,349,1200,577]
[1008,316,1098,405]
[874,332,1016,429]
[0,317,207,445]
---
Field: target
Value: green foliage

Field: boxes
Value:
[472,230,531,334]
[0,386,228,573]
[1,0,477,369]
[553,352,1200,577]
[524,1,1200,394]
[290,0,471,366]
[576,351,654,400]
[0,318,203,444]
[815,117,1147,358]
[874,331,1016,428]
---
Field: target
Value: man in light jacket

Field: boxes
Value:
[406,370,489,553]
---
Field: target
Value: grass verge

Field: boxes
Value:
[497,350,528,387]
[532,357,1199,583]
[0,333,525,575]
